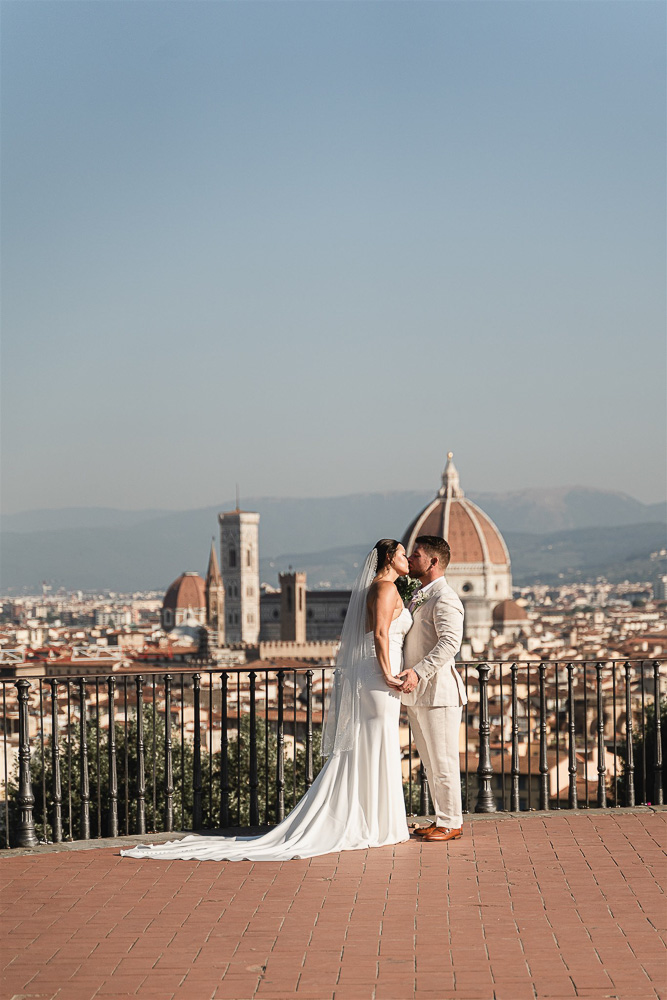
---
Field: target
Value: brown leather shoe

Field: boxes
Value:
[421,826,463,842]
[411,822,437,837]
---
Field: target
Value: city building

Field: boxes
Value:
[260,581,349,642]
[402,453,512,643]
[219,508,260,644]
[161,572,207,630]
[205,540,225,648]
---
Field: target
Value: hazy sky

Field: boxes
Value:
[2,1,665,514]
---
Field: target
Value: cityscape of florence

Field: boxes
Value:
[1,451,665,997]
[1,1,665,999]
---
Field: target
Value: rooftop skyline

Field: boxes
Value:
[2,1,665,514]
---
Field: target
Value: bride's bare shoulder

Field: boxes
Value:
[367,579,395,603]
[368,581,402,614]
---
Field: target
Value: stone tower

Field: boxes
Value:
[205,540,225,647]
[279,570,307,642]
[218,509,260,644]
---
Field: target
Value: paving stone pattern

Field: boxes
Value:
[1,811,665,1000]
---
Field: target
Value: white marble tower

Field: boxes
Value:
[218,509,260,644]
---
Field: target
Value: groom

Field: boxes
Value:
[398,535,466,842]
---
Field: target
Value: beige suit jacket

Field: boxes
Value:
[401,577,467,708]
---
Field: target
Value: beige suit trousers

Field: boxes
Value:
[408,705,463,829]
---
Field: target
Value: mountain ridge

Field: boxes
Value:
[2,485,664,536]
[259,523,666,590]
[1,486,664,593]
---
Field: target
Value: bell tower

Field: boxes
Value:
[218,508,260,644]
[279,570,307,642]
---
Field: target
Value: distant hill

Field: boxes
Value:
[468,488,665,534]
[503,523,667,586]
[0,507,167,533]
[3,486,663,540]
[261,523,667,589]
[1,488,664,593]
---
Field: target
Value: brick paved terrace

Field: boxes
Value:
[1,810,665,1000]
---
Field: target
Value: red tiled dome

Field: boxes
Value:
[492,599,528,623]
[163,572,206,611]
[402,454,510,568]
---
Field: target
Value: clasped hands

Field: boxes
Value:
[385,668,419,693]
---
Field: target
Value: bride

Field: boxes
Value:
[121,539,412,862]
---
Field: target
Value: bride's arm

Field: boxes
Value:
[369,582,403,689]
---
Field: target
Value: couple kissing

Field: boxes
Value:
[366,535,466,843]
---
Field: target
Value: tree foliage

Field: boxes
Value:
[7,705,431,846]
[6,707,330,844]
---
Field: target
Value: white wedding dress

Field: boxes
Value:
[121,608,412,862]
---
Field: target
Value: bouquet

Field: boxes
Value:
[395,575,422,605]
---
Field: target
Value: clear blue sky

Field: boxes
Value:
[2,0,665,513]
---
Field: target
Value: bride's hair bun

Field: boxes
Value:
[374,538,400,570]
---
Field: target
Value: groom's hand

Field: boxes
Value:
[398,668,419,694]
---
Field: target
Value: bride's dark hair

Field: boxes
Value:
[374,538,400,570]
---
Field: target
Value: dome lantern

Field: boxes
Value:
[439,452,464,499]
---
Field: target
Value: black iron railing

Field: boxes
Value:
[0,659,663,848]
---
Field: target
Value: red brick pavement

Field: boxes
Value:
[0,811,665,1000]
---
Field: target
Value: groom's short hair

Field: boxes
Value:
[415,535,451,569]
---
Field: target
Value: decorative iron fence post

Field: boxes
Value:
[49,680,63,843]
[624,662,635,807]
[135,676,146,835]
[193,674,202,829]
[107,677,118,837]
[220,672,229,828]
[653,661,663,806]
[14,679,38,848]
[164,675,174,832]
[305,669,314,790]
[595,662,606,808]
[276,672,285,822]
[567,663,577,809]
[475,663,496,813]
[419,765,432,816]
[538,663,549,810]
[79,678,91,839]
[38,682,46,839]
[510,663,520,811]
[249,672,259,826]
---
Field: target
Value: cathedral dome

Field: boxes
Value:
[162,572,206,630]
[402,453,513,643]
[163,572,206,611]
[492,599,528,625]
[402,454,510,569]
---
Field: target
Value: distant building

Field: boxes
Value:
[278,571,307,643]
[260,582,349,642]
[161,572,207,631]
[219,509,260,644]
[492,599,529,641]
[205,541,225,648]
[402,453,513,643]
[94,608,132,628]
